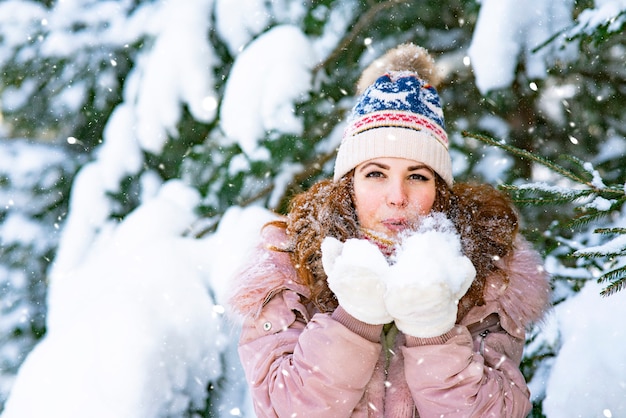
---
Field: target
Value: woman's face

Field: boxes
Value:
[353,157,436,238]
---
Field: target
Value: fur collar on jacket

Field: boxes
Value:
[228,225,311,320]
[228,224,551,335]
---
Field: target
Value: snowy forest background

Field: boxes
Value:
[1,0,625,417]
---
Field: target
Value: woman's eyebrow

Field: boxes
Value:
[408,164,432,171]
[358,161,433,172]
[358,162,389,171]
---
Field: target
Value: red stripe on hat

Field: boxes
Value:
[344,111,448,146]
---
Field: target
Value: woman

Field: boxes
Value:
[229,44,551,417]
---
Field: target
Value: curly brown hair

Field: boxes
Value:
[449,182,519,317]
[267,172,519,318]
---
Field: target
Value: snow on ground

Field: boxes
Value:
[541,280,626,418]
[1,180,276,417]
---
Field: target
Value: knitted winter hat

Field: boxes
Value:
[333,44,452,187]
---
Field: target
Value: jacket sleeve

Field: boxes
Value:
[402,324,531,418]
[237,290,383,418]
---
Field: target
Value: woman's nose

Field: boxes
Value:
[387,182,408,207]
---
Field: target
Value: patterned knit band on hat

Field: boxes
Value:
[333,44,453,187]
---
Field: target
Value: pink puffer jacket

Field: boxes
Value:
[229,225,551,418]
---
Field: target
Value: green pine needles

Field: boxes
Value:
[464,131,626,296]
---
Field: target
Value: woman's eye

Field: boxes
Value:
[409,173,429,181]
[365,171,384,178]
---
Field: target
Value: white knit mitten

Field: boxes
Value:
[385,220,475,338]
[322,237,393,325]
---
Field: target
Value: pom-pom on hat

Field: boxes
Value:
[333,44,452,187]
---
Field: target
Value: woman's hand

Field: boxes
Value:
[322,237,393,325]
[385,226,475,338]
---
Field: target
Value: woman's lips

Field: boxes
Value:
[382,218,409,232]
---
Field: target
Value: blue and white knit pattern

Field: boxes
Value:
[350,72,445,132]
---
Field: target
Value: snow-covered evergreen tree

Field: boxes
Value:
[0,140,82,404]
[0,0,625,416]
